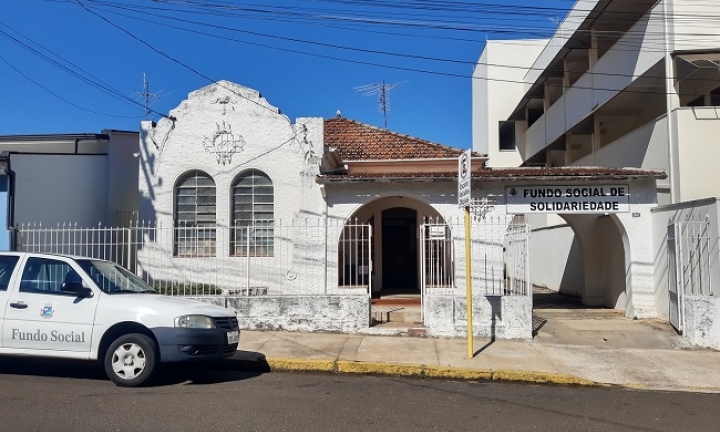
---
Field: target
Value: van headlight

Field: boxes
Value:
[175,315,215,329]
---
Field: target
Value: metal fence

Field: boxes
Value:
[14,220,371,297]
[421,216,531,297]
[15,216,528,299]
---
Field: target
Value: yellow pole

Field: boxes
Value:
[464,206,473,358]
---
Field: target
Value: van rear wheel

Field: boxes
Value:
[104,333,157,387]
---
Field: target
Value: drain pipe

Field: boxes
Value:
[663,0,679,203]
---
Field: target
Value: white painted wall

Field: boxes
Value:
[12,155,108,226]
[574,116,671,203]
[671,0,720,51]
[104,130,140,225]
[529,224,583,295]
[472,39,547,167]
[674,108,720,202]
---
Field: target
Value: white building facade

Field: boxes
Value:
[473,0,720,348]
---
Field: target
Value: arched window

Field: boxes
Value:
[231,169,274,256]
[174,170,216,257]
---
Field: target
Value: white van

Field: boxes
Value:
[0,252,239,387]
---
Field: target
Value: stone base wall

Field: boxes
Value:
[423,295,532,339]
[683,296,720,350]
[191,295,370,332]
[191,294,532,338]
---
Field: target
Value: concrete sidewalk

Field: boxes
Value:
[225,314,720,393]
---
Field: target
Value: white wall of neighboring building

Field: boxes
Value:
[574,116,673,205]
[672,0,720,51]
[529,224,583,294]
[0,132,139,228]
[472,39,547,167]
[104,130,140,225]
[674,108,720,202]
[12,155,108,226]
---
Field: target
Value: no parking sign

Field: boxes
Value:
[458,149,471,208]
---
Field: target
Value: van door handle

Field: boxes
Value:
[9,302,28,309]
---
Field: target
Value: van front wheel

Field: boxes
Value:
[104,333,157,387]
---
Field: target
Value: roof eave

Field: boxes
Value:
[316,169,667,184]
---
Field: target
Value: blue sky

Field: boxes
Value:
[1,0,568,148]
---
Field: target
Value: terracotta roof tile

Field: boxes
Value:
[324,116,480,160]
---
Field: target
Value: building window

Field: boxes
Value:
[231,169,274,256]
[174,170,216,257]
[498,121,516,151]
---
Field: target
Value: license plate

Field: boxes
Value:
[227,330,239,345]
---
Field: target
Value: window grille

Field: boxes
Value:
[174,170,216,257]
[232,169,274,256]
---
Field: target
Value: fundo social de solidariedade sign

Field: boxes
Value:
[505,185,630,214]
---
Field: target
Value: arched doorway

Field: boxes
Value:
[343,196,444,327]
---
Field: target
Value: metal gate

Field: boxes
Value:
[667,220,712,334]
[420,218,531,315]
[503,222,532,297]
[667,223,682,333]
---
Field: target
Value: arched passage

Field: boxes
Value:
[531,212,629,312]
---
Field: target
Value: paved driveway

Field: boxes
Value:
[532,287,687,350]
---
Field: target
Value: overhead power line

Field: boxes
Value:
[0,22,148,118]
[76,0,720,97]
[82,0,720,82]
[5,0,720,123]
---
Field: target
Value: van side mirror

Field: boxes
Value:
[61,281,93,298]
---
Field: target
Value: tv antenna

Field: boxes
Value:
[355,79,405,129]
[133,73,165,119]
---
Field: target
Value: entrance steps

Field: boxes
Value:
[361,321,428,337]
[370,296,424,336]
[371,305,422,324]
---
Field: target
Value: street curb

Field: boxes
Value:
[226,356,599,387]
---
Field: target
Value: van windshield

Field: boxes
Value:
[76,259,157,294]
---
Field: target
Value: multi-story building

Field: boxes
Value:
[474,0,720,205]
[473,0,720,348]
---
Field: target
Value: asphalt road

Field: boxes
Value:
[0,358,719,432]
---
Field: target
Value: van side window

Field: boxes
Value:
[0,255,20,291]
[19,257,76,295]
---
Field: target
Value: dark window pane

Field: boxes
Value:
[174,170,216,257]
